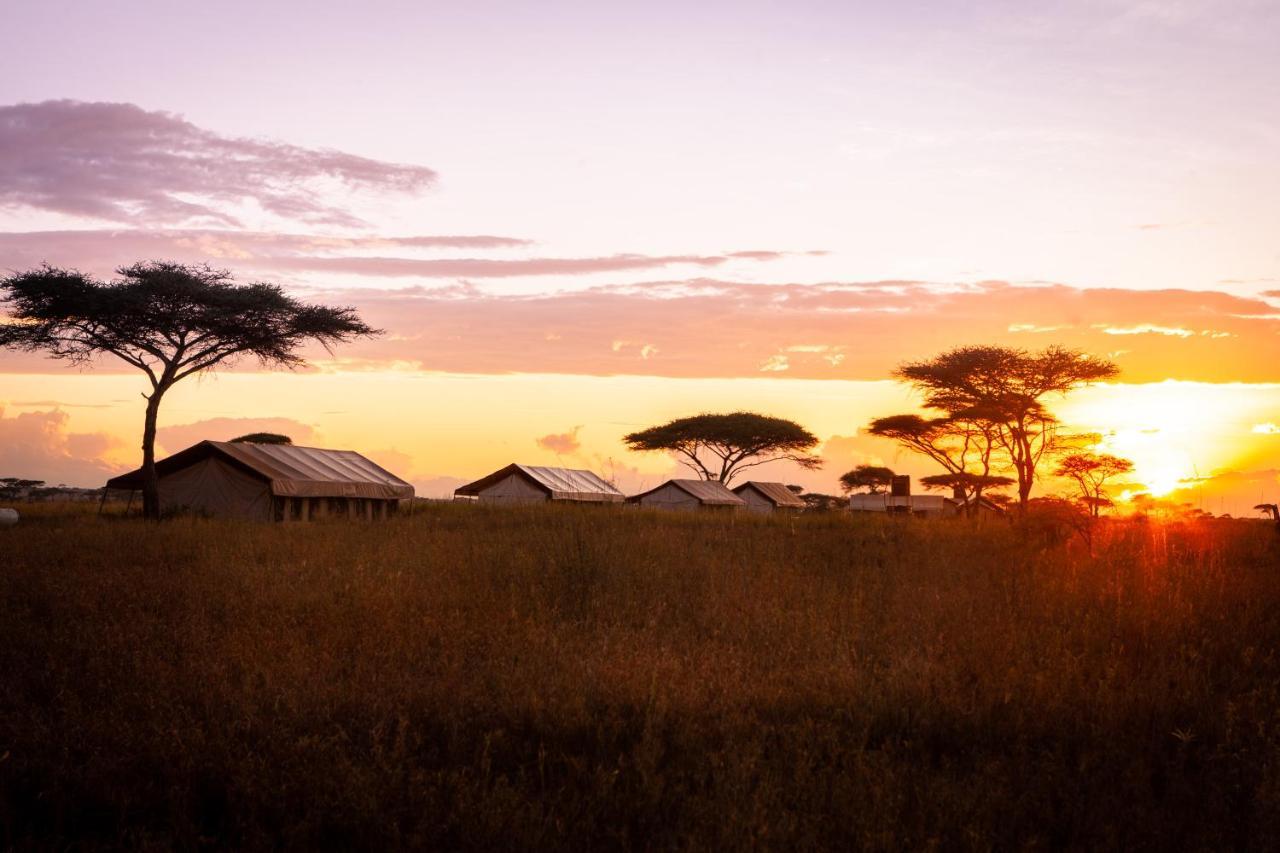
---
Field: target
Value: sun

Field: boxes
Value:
[1057,381,1259,499]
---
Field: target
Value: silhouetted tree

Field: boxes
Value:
[918,472,1015,502]
[1055,452,1134,517]
[838,465,896,494]
[0,262,376,519]
[893,346,1118,509]
[623,412,822,485]
[230,432,292,445]
[866,413,1006,510]
[0,478,45,500]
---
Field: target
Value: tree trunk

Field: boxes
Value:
[140,389,165,520]
[1016,432,1034,510]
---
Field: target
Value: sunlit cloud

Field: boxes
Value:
[1099,324,1195,337]
[536,427,583,455]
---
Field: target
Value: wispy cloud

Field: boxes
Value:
[0,100,436,227]
[0,229,793,281]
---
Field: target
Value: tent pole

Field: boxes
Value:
[124,489,135,516]
[97,487,109,516]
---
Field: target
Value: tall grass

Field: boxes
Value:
[2,504,1279,850]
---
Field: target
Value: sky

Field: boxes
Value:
[1,0,1279,513]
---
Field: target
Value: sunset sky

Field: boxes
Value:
[2,0,1279,513]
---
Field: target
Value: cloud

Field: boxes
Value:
[536,427,582,455]
[759,354,790,372]
[0,230,531,273]
[1100,324,1195,337]
[0,229,788,281]
[309,278,1280,383]
[412,474,469,499]
[0,100,435,227]
[261,253,757,279]
[156,416,319,454]
[6,277,1280,384]
[0,405,122,486]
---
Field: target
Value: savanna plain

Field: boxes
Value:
[3,504,1280,851]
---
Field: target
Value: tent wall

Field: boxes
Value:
[158,457,272,521]
[737,486,776,513]
[476,473,548,505]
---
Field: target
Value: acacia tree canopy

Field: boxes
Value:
[230,433,293,445]
[0,261,377,519]
[1054,452,1134,517]
[890,345,1118,509]
[623,411,822,485]
[838,464,896,494]
[918,472,1015,496]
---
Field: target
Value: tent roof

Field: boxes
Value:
[106,441,415,500]
[733,481,806,507]
[454,463,624,502]
[628,479,746,506]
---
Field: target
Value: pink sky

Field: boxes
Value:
[2,0,1279,513]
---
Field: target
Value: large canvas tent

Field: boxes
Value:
[105,440,414,521]
[732,481,807,513]
[454,464,624,504]
[627,479,746,511]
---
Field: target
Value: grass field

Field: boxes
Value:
[3,503,1280,850]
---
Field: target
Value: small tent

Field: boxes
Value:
[105,440,414,521]
[732,481,807,513]
[627,479,746,511]
[453,464,624,504]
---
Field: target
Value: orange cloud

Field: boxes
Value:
[0,405,121,484]
[322,279,1280,383]
[536,427,583,455]
[156,417,319,454]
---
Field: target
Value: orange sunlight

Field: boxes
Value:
[1057,381,1280,500]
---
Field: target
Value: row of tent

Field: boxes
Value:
[453,463,807,512]
[100,441,807,521]
[101,439,1000,522]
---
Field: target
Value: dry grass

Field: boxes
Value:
[2,503,1280,850]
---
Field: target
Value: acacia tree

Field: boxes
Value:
[0,262,376,519]
[838,464,895,494]
[623,411,822,485]
[893,346,1118,509]
[1055,452,1134,517]
[865,413,1009,510]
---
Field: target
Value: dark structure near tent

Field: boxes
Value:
[105,440,414,521]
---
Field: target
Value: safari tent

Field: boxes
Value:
[453,463,624,504]
[732,481,807,513]
[627,479,746,511]
[104,440,414,521]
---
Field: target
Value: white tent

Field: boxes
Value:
[732,481,807,513]
[105,440,414,521]
[627,479,746,511]
[454,464,624,504]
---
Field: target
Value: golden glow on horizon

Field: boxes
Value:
[3,372,1279,513]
